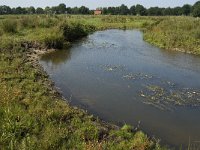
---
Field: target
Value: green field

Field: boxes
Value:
[1,15,199,149]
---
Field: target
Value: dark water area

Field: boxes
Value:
[39,30,200,148]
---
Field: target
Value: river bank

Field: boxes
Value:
[0,16,166,149]
[143,16,200,55]
[1,15,199,149]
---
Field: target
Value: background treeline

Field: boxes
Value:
[100,1,200,17]
[0,4,92,15]
[0,1,200,17]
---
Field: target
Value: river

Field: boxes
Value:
[39,30,200,148]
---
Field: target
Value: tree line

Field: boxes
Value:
[0,1,200,17]
[0,4,91,15]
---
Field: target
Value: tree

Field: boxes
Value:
[102,7,108,15]
[192,1,200,17]
[36,7,44,14]
[66,7,72,14]
[148,7,162,16]
[44,6,52,14]
[15,7,27,14]
[172,7,183,16]
[51,6,59,14]
[135,4,147,16]
[27,6,35,14]
[162,7,172,16]
[0,5,12,14]
[107,7,116,15]
[11,8,16,14]
[119,4,129,15]
[71,7,79,14]
[58,3,66,14]
[193,1,200,7]
[182,4,191,16]
[79,6,89,14]
[130,5,136,15]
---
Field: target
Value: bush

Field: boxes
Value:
[61,22,93,42]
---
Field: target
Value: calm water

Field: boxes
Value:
[40,30,200,148]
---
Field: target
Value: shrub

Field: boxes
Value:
[61,22,92,42]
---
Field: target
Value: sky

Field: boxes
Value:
[0,0,198,9]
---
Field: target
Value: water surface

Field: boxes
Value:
[40,30,200,148]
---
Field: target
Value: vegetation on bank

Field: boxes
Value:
[0,15,169,149]
[0,15,159,50]
[144,16,200,55]
[1,15,199,55]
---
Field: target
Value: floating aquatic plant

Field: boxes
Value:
[140,84,200,111]
[123,73,153,80]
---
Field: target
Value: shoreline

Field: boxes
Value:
[24,42,121,134]
[24,40,167,147]
[2,15,189,149]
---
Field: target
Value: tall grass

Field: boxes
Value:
[0,15,96,50]
[144,16,200,55]
[1,19,18,33]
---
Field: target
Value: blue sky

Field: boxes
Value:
[0,0,198,9]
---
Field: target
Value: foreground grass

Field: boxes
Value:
[0,15,168,149]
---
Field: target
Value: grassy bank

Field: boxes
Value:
[0,15,167,149]
[144,16,200,55]
[0,15,160,49]
[0,50,164,149]
[1,15,199,55]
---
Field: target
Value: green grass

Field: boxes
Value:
[2,14,199,149]
[1,15,198,54]
[144,16,200,55]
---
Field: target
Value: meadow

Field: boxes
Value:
[0,14,199,149]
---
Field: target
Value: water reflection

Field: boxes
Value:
[41,49,71,65]
[41,49,71,71]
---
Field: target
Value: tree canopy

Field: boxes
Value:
[193,1,200,17]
